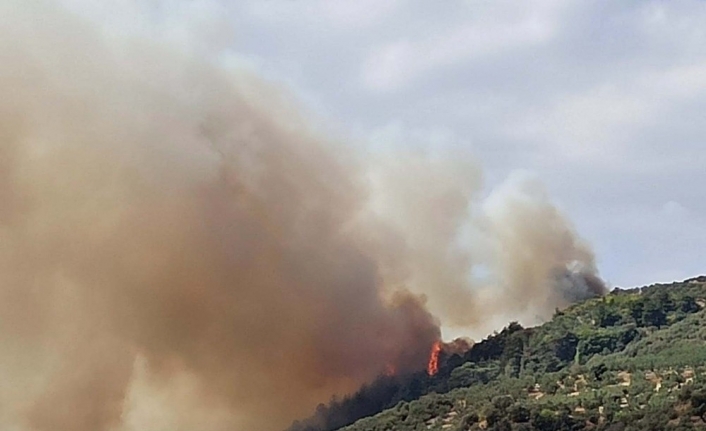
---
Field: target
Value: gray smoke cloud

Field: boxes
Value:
[0,2,605,431]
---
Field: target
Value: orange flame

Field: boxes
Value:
[427,341,442,376]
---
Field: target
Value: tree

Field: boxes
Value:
[654,290,675,313]
[501,333,525,377]
[531,409,557,431]
[595,302,622,327]
[679,295,700,314]
[591,363,608,381]
[457,412,479,431]
[690,390,706,421]
[509,404,530,423]
[642,299,667,328]
[630,300,645,326]
[554,332,579,363]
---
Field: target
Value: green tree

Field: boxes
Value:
[642,300,667,328]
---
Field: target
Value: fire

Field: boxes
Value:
[427,341,442,376]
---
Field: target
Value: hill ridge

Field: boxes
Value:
[289,276,706,431]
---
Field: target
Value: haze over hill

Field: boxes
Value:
[0,2,612,431]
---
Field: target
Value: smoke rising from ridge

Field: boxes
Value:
[0,2,605,430]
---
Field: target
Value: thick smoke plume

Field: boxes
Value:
[0,2,605,431]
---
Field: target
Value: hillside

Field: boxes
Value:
[289,276,706,431]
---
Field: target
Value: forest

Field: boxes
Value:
[289,276,706,431]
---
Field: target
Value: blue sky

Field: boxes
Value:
[65,0,706,288]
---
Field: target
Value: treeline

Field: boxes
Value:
[287,323,527,431]
[287,277,706,431]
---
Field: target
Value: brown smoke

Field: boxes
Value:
[0,2,605,431]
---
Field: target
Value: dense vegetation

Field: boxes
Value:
[288,276,706,431]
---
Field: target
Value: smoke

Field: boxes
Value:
[367,160,606,334]
[0,2,605,431]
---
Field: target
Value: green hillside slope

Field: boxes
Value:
[290,276,706,431]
